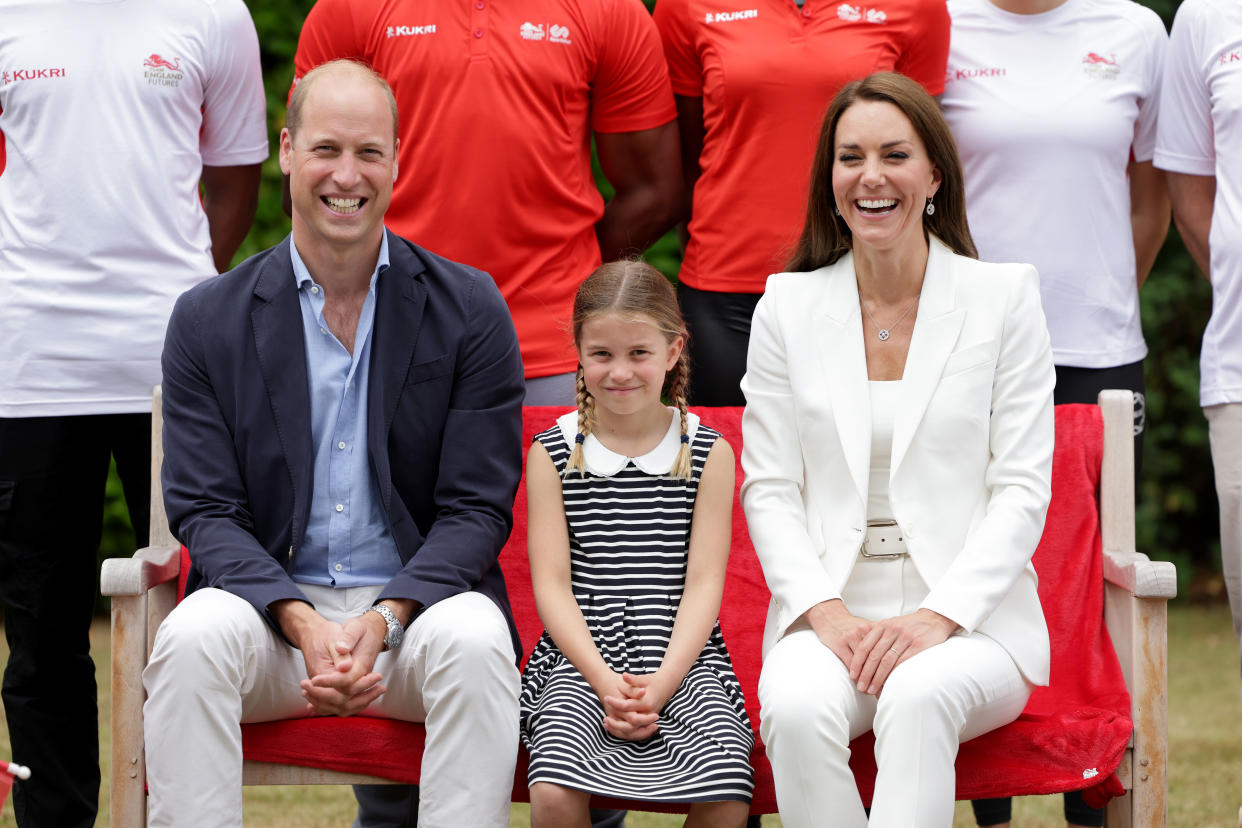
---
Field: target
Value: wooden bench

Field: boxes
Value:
[102,390,1174,825]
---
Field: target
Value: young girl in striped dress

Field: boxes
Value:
[520,261,754,827]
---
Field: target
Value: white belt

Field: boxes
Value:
[861,519,908,559]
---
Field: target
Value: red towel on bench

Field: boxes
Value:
[207,404,1130,811]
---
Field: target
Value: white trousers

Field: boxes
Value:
[143,586,520,828]
[758,557,1032,828]
[1208,403,1242,684]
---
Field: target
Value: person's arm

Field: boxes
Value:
[1129,159,1171,288]
[672,94,704,247]
[739,282,845,635]
[201,164,262,273]
[919,265,1055,636]
[197,0,266,269]
[376,266,526,611]
[594,121,683,261]
[526,443,639,715]
[161,287,309,613]
[1166,171,1215,279]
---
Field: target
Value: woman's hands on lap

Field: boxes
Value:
[803,600,959,695]
[805,599,874,666]
[850,609,958,695]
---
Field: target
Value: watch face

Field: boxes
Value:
[373,605,402,650]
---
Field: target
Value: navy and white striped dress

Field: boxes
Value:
[519,409,754,803]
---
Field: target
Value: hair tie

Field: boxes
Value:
[680,435,690,444]
[575,433,585,445]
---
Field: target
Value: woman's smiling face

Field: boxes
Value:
[831,99,942,259]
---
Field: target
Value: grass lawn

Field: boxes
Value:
[1,605,1239,826]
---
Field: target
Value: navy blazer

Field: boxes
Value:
[161,230,526,656]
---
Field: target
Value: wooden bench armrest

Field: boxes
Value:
[100,544,182,597]
[1102,547,1178,599]
[1096,389,1178,601]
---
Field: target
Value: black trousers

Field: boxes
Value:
[677,283,761,407]
[0,414,150,828]
[971,360,1145,828]
[1051,360,1146,478]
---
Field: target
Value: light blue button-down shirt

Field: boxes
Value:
[289,235,402,587]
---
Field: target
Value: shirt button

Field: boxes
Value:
[474,28,483,37]
[475,0,484,7]
[337,441,347,450]
[320,327,327,335]
[336,503,345,512]
[311,285,320,294]
[334,563,343,572]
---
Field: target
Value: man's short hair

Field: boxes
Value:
[287,59,399,141]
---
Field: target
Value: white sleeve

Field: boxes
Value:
[740,281,839,633]
[920,266,1055,633]
[1154,0,1215,175]
[1131,7,1168,163]
[199,0,269,167]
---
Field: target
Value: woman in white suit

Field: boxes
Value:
[740,72,1056,828]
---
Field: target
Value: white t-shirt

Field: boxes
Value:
[0,0,268,417]
[942,0,1166,369]
[1154,0,1242,407]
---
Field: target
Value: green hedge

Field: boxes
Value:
[99,0,1220,601]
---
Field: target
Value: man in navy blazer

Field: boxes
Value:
[142,60,526,828]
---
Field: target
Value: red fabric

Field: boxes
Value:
[1081,770,1126,809]
[199,404,1129,812]
[0,766,13,811]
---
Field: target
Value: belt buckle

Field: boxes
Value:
[862,519,908,559]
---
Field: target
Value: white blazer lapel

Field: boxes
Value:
[814,254,871,506]
[892,239,965,477]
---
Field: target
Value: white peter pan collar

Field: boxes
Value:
[556,407,700,477]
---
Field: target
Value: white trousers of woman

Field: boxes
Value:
[758,556,1033,828]
[143,585,520,828]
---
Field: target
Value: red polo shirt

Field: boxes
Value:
[295,0,676,378]
[655,0,950,293]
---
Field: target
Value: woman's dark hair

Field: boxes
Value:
[786,72,977,272]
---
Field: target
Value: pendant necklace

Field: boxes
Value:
[861,296,918,341]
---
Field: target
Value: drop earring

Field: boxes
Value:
[925,197,935,217]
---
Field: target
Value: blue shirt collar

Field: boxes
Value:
[289,231,390,293]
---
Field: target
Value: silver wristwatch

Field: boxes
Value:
[369,602,403,651]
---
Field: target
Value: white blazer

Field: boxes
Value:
[740,238,1055,685]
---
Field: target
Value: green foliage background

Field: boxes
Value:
[97,0,1222,602]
